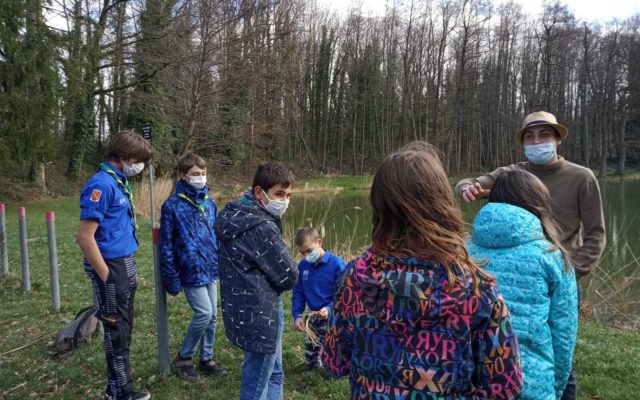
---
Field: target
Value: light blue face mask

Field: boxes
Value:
[524,142,556,165]
[305,249,321,264]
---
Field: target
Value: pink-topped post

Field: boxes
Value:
[0,203,7,275]
[18,207,30,291]
[47,211,60,311]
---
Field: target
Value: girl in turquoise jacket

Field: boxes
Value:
[468,169,578,400]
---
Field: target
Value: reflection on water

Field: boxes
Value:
[600,180,640,272]
[285,180,640,275]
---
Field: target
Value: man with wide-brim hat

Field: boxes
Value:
[455,110,605,400]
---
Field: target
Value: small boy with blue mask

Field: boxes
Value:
[292,227,346,369]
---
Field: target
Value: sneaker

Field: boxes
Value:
[199,360,227,378]
[131,391,151,400]
[174,355,200,382]
[104,391,150,400]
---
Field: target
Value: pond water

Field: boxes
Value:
[284,180,640,279]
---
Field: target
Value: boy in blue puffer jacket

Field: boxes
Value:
[160,153,225,382]
[468,170,578,400]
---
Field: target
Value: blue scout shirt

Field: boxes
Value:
[292,250,346,320]
[79,163,138,260]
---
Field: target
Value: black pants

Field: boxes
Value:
[561,364,577,400]
[85,255,137,400]
[561,280,581,400]
[304,314,328,368]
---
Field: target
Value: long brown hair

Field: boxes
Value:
[488,169,572,269]
[370,142,491,290]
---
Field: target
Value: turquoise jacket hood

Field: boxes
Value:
[471,202,544,248]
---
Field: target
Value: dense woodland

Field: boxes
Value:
[1,0,639,184]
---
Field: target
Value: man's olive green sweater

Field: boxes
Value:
[456,156,605,279]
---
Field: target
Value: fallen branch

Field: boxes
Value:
[3,381,27,395]
[0,333,50,357]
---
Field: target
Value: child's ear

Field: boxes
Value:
[318,238,323,247]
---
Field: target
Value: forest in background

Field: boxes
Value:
[1,0,639,188]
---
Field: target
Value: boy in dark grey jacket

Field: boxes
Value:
[214,162,298,400]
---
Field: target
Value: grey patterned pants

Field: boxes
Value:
[85,255,137,400]
[304,314,328,369]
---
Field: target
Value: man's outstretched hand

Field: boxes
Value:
[461,182,491,202]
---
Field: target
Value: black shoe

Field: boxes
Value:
[199,360,227,378]
[174,355,200,382]
[131,391,151,400]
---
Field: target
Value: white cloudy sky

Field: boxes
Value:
[318,0,640,22]
[46,0,639,32]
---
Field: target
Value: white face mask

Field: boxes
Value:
[122,162,144,177]
[261,189,289,218]
[189,175,207,190]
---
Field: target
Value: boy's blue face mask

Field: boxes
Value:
[524,142,556,165]
[305,249,321,264]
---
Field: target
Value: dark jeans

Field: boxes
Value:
[85,255,137,400]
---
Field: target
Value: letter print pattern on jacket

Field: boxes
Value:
[322,250,523,399]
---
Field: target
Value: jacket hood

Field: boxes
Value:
[471,202,545,248]
[215,188,280,240]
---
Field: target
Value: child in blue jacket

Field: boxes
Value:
[76,130,152,400]
[292,227,345,369]
[160,153,225,382]
[468,169,578,399]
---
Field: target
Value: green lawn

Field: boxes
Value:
[0,198,638,399]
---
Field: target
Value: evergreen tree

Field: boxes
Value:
[0,0,58,179]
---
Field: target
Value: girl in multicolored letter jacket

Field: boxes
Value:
[322,143,523,400]
[323,250,523,399]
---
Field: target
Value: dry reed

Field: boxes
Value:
[303,314,322,348]
[581,244,640,331]
[132,176,175,225]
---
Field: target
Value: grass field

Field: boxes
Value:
[0,198,638,399]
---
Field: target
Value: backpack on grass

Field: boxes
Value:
[51,305,99,356]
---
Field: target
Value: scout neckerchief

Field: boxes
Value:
[178,192,209,215]
[99,163,137,230]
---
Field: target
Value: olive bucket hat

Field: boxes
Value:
[516,111,568,143]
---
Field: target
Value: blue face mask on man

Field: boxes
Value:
[524,142,556,165]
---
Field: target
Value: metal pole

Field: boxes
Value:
[152,227,170,374]
[46,211,60,312]
[17,207,30,291]
[0,203,8,275]
[149,163,156,228]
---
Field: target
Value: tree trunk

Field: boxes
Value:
[615,114,627,175]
